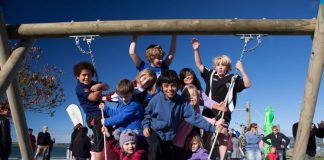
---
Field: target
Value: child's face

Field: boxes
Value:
[214,63,229,77]
[270,147,276,153]
[191,140,200,152]
[162,83,178,99]
[119,93,133,105]
[138,75,153,89]
[76,69,93,85]
[151,58,163,67]
[123,141,136,154]
[184,73,193,85]
[188,89,198,106]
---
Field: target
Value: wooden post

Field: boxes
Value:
[246,101,251,126]
[0,12,34,160]
[5,19,316,39]
[293,2,324,160]
[0,39,34,96]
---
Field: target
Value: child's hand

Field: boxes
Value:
[102,126,111,137]
[102,96,107,101]
[99,102,105,110]
[101,83,110,91]
[215,118,225,126]
[212,102,228,112]
[192,38,200,50]
[143,128,151,137]
[235,60,244,72]
[90,84,101,91]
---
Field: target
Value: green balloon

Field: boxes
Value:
[263,106,274,159]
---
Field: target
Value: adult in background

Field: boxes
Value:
[34,125,52,160]
[292,121,324,160]
[69,123,83,159]
[262,125,290,160]
[0,102,12,160]
[28,128,36,152]
[245,123,262,160]
[45,137,55,160]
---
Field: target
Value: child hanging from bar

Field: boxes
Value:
[192,38,251,160]
[128,35,176,77]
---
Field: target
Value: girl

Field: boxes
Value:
[185,131,209,160]
[104,68,158,108]
[173,84,223,159]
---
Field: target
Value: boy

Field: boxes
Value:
[0,102,11,160]
[192,38,251,160]
[129,35,176,77]
[73,61,109,160]
[142,70,224,160]
[101,79,144,135]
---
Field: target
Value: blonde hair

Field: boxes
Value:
[212,55,232,71]
[185,132,204,151]
[145,45,165,63]
[182,84,199,109]
[136,69,157,94]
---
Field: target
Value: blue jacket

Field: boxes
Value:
[142,92,215,141]
[103,96,143,134]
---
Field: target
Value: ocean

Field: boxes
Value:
[10,144,69,159]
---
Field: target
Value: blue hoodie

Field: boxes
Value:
[103,96,143,134]
[142,92,215,141]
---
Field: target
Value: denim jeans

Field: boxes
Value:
[246,148,261,160]
[277,150,284,160]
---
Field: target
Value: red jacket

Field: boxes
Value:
[119,150,147,160]
[267,152,278,160]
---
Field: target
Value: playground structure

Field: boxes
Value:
[0,2,323,160]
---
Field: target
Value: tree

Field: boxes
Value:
[0,45,65,116]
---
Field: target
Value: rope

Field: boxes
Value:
[101,108,107,160]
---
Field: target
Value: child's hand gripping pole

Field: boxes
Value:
[208,111,225,160]
[99,102,107,160]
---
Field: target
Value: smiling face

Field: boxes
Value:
[76,69,93,85]
[122,141,136,154]
[188,89,198,106]
[161,83,178,100]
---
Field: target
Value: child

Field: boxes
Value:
[142,70,224,160]
[72,127,92,160]
[173,84,223,159]
[185,131,208,160]
[73,61,109,159]
[105,69,158,108]
[129,35,176,77]
[179,68,227,112]
[117,129,147,160]
[192,38,251,160]
[101,79,146,150]
[0,102,12,160]
[266,146,278,160]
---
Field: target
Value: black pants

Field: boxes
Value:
[146,130,175,160]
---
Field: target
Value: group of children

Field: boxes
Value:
[72,36,251,160]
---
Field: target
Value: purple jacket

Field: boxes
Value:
[187,148,208,160]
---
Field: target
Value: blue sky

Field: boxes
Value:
[1,0,323,143]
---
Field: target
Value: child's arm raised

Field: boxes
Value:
[164,35,176,66]
[192,38,204,73]
[236,61,251,88]
[129,35,142,67]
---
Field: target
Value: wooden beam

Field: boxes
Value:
[6,19,316,39]
[0,12,34,160]
[293,3,324,160]
[0,39,34,96]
